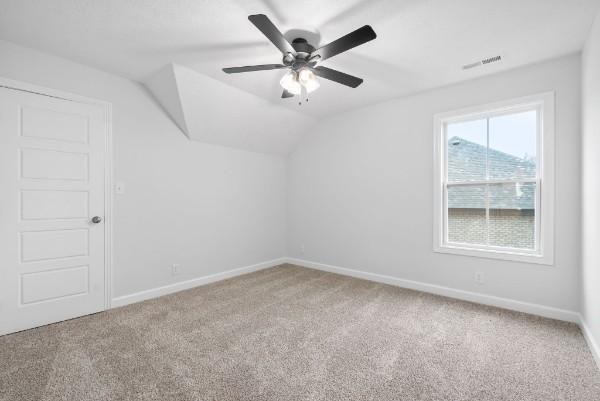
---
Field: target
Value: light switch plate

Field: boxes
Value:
[115,182,125,195]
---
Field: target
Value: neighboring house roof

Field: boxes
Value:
[447,137,535,210]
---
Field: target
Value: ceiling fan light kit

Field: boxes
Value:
[222,14,377,104]
[280,71,302,95]
[298,69,320,92]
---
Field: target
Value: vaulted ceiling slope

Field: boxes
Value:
[146,63,314,154]
[1,0,599,154]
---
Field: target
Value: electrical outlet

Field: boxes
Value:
[172,264,181,276]
[115,182,126,195]
[300,244,305,254]
[474,271,485,285]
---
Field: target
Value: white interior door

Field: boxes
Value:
[0,85,107,336]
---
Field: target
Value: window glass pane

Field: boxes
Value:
[488,110,537,180]
[447,185,487,245]
[488,182,536,249]
[447,119,487,182]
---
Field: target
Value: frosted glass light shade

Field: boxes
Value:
[303,77,320,93]
[280,72,301,95]
[298,69,320,93]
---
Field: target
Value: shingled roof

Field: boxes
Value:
[447,137,535,210]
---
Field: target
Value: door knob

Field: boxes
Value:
[91,216,102,224]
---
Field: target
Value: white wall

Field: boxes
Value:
[0,39,586,319]
[0,40,287,299]
[288,55,581,312]
[581,13,600,358]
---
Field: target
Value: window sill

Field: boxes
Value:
[434,243,553,265]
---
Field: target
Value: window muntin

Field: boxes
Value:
[434,95,554,263]
[444,108,539,252]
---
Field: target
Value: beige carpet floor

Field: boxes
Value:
[1,264,599,401]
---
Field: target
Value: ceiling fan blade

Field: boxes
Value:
[248,14,296,55]
[311,25,376,62]
[311,66,363,88]
[222,64,287,74]
[281,89,294,98]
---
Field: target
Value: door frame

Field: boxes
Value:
[0,76,114,310]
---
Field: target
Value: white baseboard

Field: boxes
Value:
[111,258,286,308]
[285,257,579,323]
[579,314,600,371]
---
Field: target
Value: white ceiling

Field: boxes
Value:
[146,63,314,154]
[1,0,599,118]
[1,1,599,155]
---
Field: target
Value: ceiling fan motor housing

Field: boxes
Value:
[283,38,316,71]
[283,38,316,69]
[291,38,315,54]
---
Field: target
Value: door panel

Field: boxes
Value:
[21,105,89,143]
[20,148,89,180]
[21,190,88,220]
[20,229,89,262]
[0,86,106,335]
[21,265,89,304]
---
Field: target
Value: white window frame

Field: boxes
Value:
[433,92,554,265]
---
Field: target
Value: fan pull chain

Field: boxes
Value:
[299,85,309,105]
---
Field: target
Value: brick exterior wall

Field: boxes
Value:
[448,208,535,249]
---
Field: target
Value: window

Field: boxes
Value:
[433,93,554,264]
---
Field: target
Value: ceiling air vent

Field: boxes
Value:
[463,55,502,70]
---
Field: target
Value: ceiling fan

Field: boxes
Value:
[222,14,377,104]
